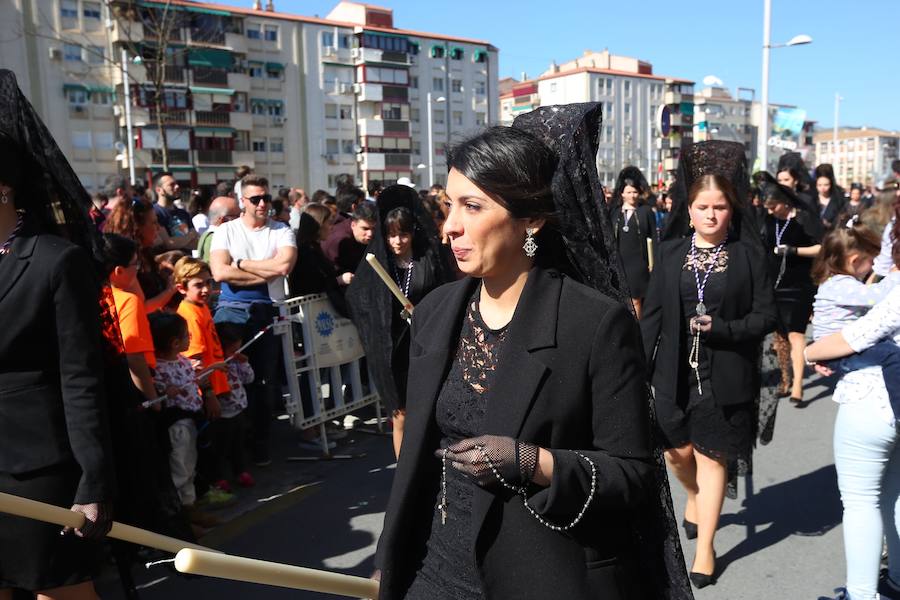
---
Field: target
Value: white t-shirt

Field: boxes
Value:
[210,217,296,301]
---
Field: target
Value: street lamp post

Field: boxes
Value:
[833,93,843,179]
[758,0,812,171]
[426,92,446,188]
[121,48,136,185]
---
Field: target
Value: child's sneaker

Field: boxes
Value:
[200,486,237,510]
[213,479,233,493]
[237,471,255,488]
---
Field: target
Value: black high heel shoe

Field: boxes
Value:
[689,553,717,589]
[682,519,697,540]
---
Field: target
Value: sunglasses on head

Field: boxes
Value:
[244,193,272,206]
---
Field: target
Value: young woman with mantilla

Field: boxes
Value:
[374,105,692,599]
[347,185,453,459]
[0,70,114,600]
[643,141,777,588]
[610,166,657,318]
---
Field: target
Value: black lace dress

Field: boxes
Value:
[655,246,753,462]
[405,291,507,600]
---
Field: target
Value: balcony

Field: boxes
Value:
[664,91,681,106]
[232,150,255,167]
[358,118,410,137]
[145,65,186,84]
[224,32,247,54]
[197,149,233,164]
[68,105,89,119]
[110,20,142,44]
[148,110,189,126]
[352,47,410,66]
[382,85,409,103]
[191,67,229,86]
[151,149,192,164]
[355,83,383,103]
[359,152,412,171]
[194,111,230,126]
[189,29,226,46]
[227,72,250,93]
[229,112,252,130]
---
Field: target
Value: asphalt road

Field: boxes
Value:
[99,370,846,600]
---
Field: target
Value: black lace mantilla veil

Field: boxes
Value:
[512,104,693,600]
[609,165,652,215]
[0,69,100,260]
[346,184,453,413]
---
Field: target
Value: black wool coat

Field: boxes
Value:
[376,267,659,600]
[640,237,777,408]
[0,232,112,503]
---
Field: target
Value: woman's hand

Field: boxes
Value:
[691,315,712,334]
[437,435,542,491]
[63,502,112,540]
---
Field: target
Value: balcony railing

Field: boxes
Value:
[149,110,189,125]
[151,149,191,164]
[190,29,226,45]
[382,120,410,135]
[145,64,186,83]
[194,111,230,126]
[384,153,411,167]
[197,149,233,163]
[192,67,229,86]
[381,85,409,103]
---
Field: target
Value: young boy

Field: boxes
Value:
[173,256,235,506]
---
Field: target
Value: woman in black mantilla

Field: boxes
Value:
[643,141,777,588]
[0,69,114,600]
[814,163,847,229]
[375,105,692,600]
[760,179,823,405]
[610,166,657,318]
[347,185,452,458]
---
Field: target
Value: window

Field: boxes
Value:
[451,79,462,93]
[410,107,420,123]
[452,111,463,126]
[410,76,418,89]
[339,34,351,49]
[83,1,101,19]
[341,139,354,154]
[432,77,444,92]
[60,0,78,18]
[433,109,445,124]
[325,139,338,154]
[339,105,352,119]
[233,92,247,112]
[409,42,420,55]
[623,125,632,139]
[91,91,112,105]
[624,80,631,97]
[325,103,337,119]
[71,131,91,149]
[270,137,284,153]
[474,81,486,95]
[449,47,463,60]
[550,82,557,93]
[87,45,104,65]
[264,25,278,42]
[249,62,263,78]
[267,102,283,116]
[381,103,403,120]
[605,125,614,142]
[412,140,421,155]
[604,101,614,119]
[251,100,266,115]
[252,138,266,152]
[63,43,82,62]
[624,102,631,119]
[94,131,114,149]
[364,67,408,85]
[430,45,445,59]
[266,65,283,79]
[321,31,334,47]
[473,49,487,64]
[66,88,87,105]
[475,112,485,126]
[247,24,261,39]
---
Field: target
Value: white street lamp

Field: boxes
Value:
[121,47,136,185]
[426,92,446,188]
[758,0,812,171]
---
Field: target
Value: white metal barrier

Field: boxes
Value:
[275,293,382,454]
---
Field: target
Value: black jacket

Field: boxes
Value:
[640,237,777,408]
[0,232,112,503]
[376,267,658,599]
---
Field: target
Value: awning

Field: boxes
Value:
[140,1,230,16]
[63,83,87,92]
[86,84,114,94]
[187,49,233,69]
[264,62,284,71]
[190,86,235,95]
[473,49,487,62]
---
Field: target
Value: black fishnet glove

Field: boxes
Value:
[62,502,113,540]
[437,435,539,491]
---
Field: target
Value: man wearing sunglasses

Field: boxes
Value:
[209,174,297,466]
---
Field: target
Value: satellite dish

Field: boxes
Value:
[702,75,724,87]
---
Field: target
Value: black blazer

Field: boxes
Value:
[376,267,657,600]
[0,231,112,503]
[640,237,777,408]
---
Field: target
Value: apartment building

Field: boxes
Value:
[0,0,498,193]
[814,127,900,187]
[498,50,693,187]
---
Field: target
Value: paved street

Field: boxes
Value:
[99,370,846,599]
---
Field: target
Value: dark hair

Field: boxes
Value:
[334,173,355,195]
[336,187,365,213]
[297,203,331,246]
[776,166,802,188]
[448,126,567,268]
[215,180,233,198]
[235,165,253,180]
[322,195,337,209]
[277,187,290,199]
[103,174,130,197]
[384,206,415,237]
[241,173,268,189]
[101,233,138,275]
[153,171,173,189]
[812,224,882,284]
[815,163,837,182]
[215,321,244,349]
[311,189,329,204]
[352,200,378,224]
[892,159,900,175]
[271,199,286,216]
[148,312,187,353]
[187,190,209,217]
[367,180,383,197]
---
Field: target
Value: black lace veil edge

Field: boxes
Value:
[0,69,101,264]
[513,103,694,600]
[608,165,652,214]
[345,185,454,412]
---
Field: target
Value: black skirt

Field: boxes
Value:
[0,462,102,591]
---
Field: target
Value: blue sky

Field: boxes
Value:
[215,0,898,131]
